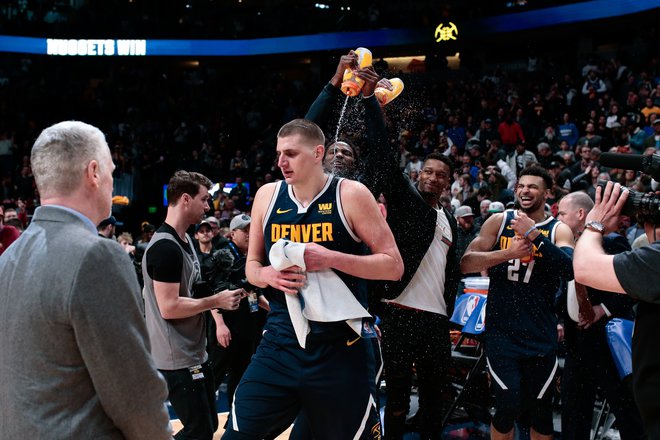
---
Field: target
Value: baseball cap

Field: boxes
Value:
[203,216,220,227]
[196,219,214,232]
[454,206,475,218]
[230,214,251,231]
[488,202,505,213]
[98,216,122,228]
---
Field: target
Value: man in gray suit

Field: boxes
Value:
[0,121,173,439]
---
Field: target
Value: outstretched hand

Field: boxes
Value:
[585,181,629,234]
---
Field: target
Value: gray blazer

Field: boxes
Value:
[0,206,172,440]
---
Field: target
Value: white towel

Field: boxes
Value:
[269,239,371,348]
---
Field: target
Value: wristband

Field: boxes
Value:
[523,226,537,239]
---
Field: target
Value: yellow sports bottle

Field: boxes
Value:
[375,78,405,106]
[341,47,373,97]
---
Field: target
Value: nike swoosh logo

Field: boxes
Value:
[346,336,361,346]
[276,208,292,214]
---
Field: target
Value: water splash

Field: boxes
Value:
[332,95,350,174]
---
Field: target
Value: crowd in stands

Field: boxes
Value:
[1,0,578,39]
[0,30,659,253]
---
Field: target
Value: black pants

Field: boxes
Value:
[562,324,645,440]
[381,305,451,440]
[162,362,218,440]
[208,338,256,407]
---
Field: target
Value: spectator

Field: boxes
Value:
[581,69,607,96]
[97,215,120,239]
[576,122,603,150]
[0,204,20,255]
[498,113,526,150]
[454,205,479,276]
[228,176,249,211]
[506,142,538,176]
[558,112,580,148]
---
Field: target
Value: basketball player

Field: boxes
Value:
[461,165,574,440]
[221,119,403,440]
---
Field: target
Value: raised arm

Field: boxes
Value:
[574,182,628,292]
[460,213,533,273]
[305,52,358,126]
[302,179,404,280]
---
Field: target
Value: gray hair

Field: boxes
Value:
[31,121,108,197]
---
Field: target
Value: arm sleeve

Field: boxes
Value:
[305,83,342,128]
[145,240,183,282]
[530,234,574,278]
[360,94,395,196]
[71,240,171,440]
[614,242,660,305]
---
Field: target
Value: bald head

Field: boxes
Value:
[563,192,594,212]
[557,192,594,236]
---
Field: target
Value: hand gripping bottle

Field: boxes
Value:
[375,78,405,106]
[341,47,373,97]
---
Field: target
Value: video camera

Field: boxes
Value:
[192,247,258,299]
[598,152,660,224]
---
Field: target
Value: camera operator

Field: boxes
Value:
[574,180,660,438]
[206,214,268,409]
[143,170,244,440]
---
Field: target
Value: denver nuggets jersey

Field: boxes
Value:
[486,209,562,357]
[263,176,367,341]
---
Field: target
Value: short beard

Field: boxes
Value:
[517,199,544,214]
[326,165,357,180]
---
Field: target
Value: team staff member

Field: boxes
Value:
[222,119,403,440]
[0,121,172,439]
[556,192,644,440]
[144,170,244,440]
[461,166,574,440]
[308,51,462,439]
[207,214,269,409]
[574,181,660,438]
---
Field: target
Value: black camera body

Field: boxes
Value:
[192,247,258,299]
[598,152,660,224]
[597,180,660,224]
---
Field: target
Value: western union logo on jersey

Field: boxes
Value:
[271,222,334,243]
[318,202,333,215]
